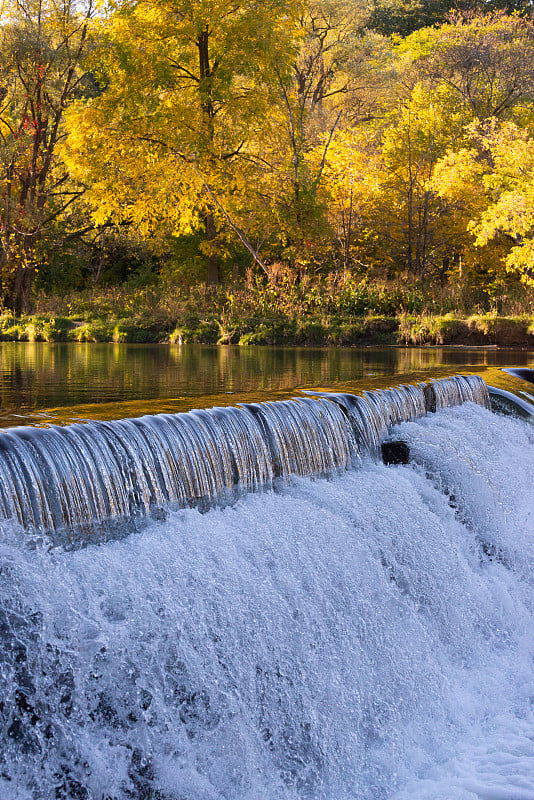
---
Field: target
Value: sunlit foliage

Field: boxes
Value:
[1,1,534,310]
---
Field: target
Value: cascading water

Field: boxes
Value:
[2,373,534,800]
[0,374,489,541]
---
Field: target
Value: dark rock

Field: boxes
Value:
[423,383,437,413]
[54,771,89,800]
[381,441,410,465]
[478,537,508,567]
[149,505,167,522]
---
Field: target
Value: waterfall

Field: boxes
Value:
[1,399,533,800]
[0,374,489,540]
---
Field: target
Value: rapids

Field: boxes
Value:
[1,401,534,799]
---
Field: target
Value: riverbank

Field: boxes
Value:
[1,311,534,347]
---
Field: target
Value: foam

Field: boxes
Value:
[0,404,533,799]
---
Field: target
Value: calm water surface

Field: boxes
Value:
[1,342,533,427]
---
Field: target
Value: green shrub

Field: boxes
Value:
[112,319,167,343]
[399,315,469,345]
[467,315,531,345]
[295,319,328,345]
[0,315,75,342]
[169,328,184,345]
[41,317,75,342]
[326,316,398,345]
[238,317,296,345]
[22,322,43,342]
[361,316,399,342]
[434,317,469,344]
[0,324,25,341]
[70,321,114,342]
[0,313,16,332]
[169,318,220,344]
[238,328,269,345]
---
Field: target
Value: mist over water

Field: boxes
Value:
[1,404,534,799]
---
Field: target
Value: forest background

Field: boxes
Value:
[1,0,534,346]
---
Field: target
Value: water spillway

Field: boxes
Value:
[1,393,534,800]
[0,374,489,541]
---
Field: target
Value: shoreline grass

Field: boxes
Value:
[1,311,533,348]
[1,279,532,347]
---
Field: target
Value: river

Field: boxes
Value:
[0,342,533,426]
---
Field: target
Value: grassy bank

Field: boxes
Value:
[1,310,534,347]
[1,279,532,346]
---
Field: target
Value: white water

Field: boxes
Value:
[0,375,488,538]
[1,403,534,799]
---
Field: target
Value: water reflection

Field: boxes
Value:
[0,342,533,427]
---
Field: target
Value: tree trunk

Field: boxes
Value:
[205,211,219,285]
[8,272,31,314]
[344,186,353,271]
[198,26,220,285]
[8,237,35,313]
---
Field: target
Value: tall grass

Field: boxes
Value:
[6,271,532,346]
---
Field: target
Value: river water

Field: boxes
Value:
[1,344,534,799]
[0,342,533,426]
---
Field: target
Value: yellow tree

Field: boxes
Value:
[318,126,381,272]
[329,11,534,289]
[429,123,510,294]
[0,0,95,311]
[256,0,376,268]
[446,122,534,287]
[331,81,469,283]
[379,84,470,281]
[414,12,534,292]
[402,11,534,123]
[65,0,301,283]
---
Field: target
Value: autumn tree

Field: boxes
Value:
[65,0,302,284]
[318,127,379,272]
[433,121,534,289]
[337,83,469,282]
[324,11,534,288]
[0,0,94,311]
[404,11,534,122]
[254,0,377,268]
[319,37,472,281]
[474,124,534,285]
[415,13,534,292]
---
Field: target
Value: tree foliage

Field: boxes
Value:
[64,0,303,282]
[437,121,534,287]
[0,0,94,311]
[403,11,534,121]
[1,1,534,309]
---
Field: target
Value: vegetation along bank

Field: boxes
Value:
[1,281,533,347]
